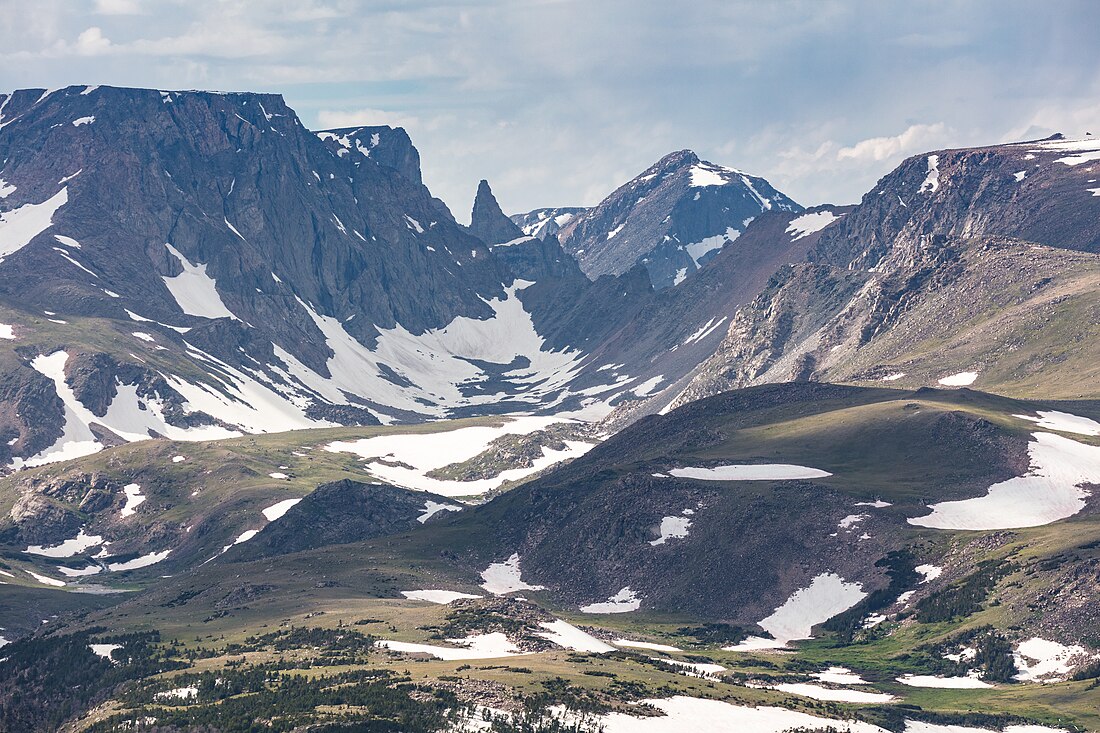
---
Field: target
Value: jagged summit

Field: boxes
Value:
[555,148,801,288]
[316,125,423,185]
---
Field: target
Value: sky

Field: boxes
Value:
[1,0,1098,220]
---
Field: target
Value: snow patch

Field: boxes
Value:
[915,564,942,582]
[909,432,1100,530]
[786,211,839,239]
[480,553,545,594]
[27,570,66,587]
[162,243,238,320]
[597,696,889,733]
[120,484,146,518]
[261,498,301,521]
[814,667,870,685]
[401,589,482,604]
[282,283,584,421]
[537,620,616,653]
[919,154,940,193]
[1013,637,1096,683]
[669,464,831,481]
[375,633,521,660]
[580,587,641,614]
[107,549,171,571]
[726,573,865,650]
[25,528,103,558]
[418,499,462,523]
[897,674,991,689]
[683,316,727,345]
[838,514,867,529]
[1014,410,1100,436]
[0,187,68,261]
[632,375,664,397]
[684,227,739,266]
[767,682,895,703]
[689,163,735,187]
[938,371,978,387]
[90,643,121,661]
[325,416,590,496]
[57,564,102,577]
[650,515,691,545]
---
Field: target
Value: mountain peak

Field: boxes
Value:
[556,150,800,287]
[469,178,525,245]
[654,149,700,167]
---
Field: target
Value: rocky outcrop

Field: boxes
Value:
[317,125,424,185]
[231,479,455,559]
[469,179,525,246]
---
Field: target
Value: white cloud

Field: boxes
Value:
[836,123,950,162]
[73,26,113,56]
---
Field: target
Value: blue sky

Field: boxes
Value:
[2,0,1098,219]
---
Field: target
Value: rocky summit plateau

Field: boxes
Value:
[2,24,1100,733]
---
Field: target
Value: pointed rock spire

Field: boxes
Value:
[469,179,525,246]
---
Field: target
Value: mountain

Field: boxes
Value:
[510,206,587,240]
[5,87,1100,732]
[0,86,663,470]
[555,150,801,288]
[671,136,1100,408]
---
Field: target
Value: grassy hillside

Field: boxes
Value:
[4,383,1098,730]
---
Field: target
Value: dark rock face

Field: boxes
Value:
[556,150,801,288]
[492,234,586,283]
[317,125,424,185]
[812,136,1100,271]
[231,479,452,559]
[0,85,506,355]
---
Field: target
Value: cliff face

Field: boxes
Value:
[673,137,1100,407]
